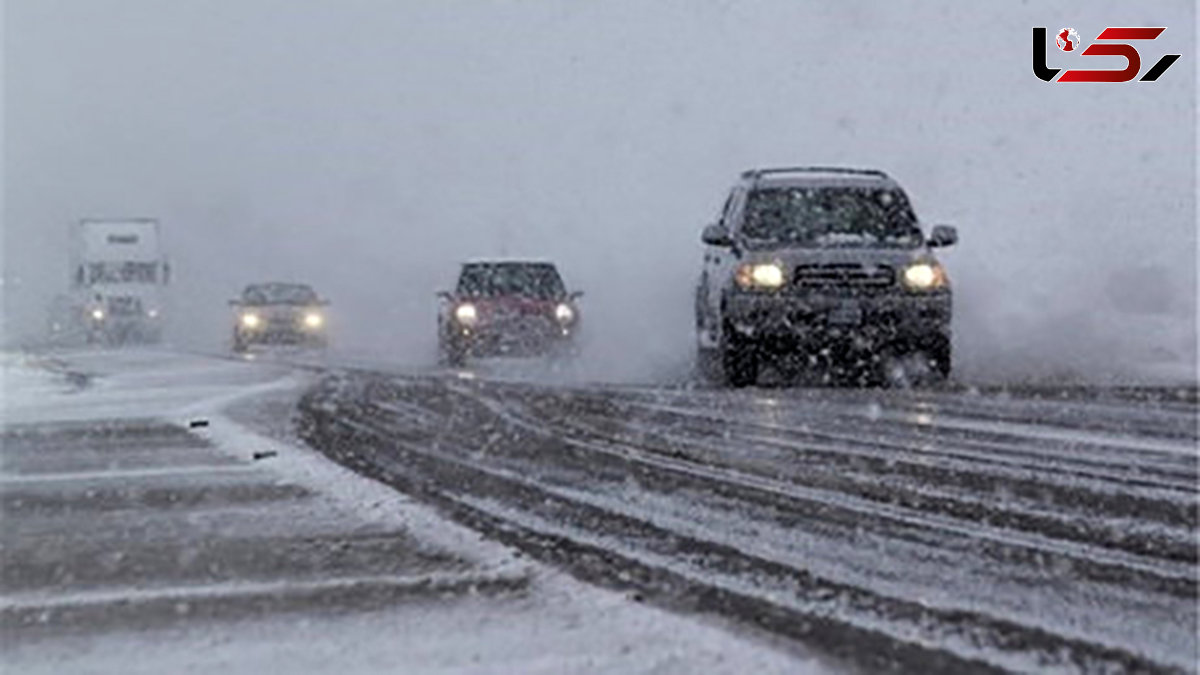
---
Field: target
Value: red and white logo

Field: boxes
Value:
[1056,27,1081,51]
[1033,27,1181,82]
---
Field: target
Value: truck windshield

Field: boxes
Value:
[87,262,158,284]
[457,263,565,299]
[742,187,923,248]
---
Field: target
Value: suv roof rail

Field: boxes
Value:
[740,166,890,181]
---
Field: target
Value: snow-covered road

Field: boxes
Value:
[299,363,1199,674]
[1,349,830,674]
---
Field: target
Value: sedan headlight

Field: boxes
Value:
[902,262,947,290]
[554,303,575,324]
[90,308,105,321]
[304,312,324,328]
[241,312,261,328]
[735,263,785,289]
[454,303,478,325]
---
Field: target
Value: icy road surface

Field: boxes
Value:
[0,350,827,674]
[299,362,1199,674]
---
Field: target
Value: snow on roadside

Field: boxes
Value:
[0,352,77,415]
[197,408,532,583]
[2,349,835,674]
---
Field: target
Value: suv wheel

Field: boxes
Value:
[440,339,467,367]
[696,345,721,383]
[720,326,758,388]
[929,342,951,380]
[880,341,950,388]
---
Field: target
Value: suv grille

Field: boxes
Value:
[794,264,895,288]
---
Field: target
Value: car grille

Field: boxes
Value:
[106,296,144,316]
[794,264,895,289]
[492,315,555,334]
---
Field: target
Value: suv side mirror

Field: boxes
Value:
[701,223,733,247]
[568,291,585,301]
[927,224,958,248]
[436,291,454,301]
[228,299,242,307]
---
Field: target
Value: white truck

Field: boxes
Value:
[50,219,170,345]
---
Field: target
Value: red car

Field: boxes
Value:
[438,260,582,366]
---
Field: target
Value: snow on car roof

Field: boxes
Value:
[754,174,899,190]
[245,281,316,291]
[462,258,558,266]
[742,167,898,190]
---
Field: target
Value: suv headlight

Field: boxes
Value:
[304,311,324,328]
[241,312,261,328]
[454,303,478,325]
[902,262,948,290]
[735,263,785,290]
[554,303,575,324]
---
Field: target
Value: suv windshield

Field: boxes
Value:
[457,263,565,299]
[742,187,923,247]
[242,283,318,305]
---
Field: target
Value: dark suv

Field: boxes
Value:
[695,167,958,387]
[438,260,582,366]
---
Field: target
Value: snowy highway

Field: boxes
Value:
[296,352,1198,673]
[1,349,1196,673]
[3,348,1196,673]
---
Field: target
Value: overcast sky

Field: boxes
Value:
[3,0,1195,382]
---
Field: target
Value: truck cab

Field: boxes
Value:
[67,219,169,345]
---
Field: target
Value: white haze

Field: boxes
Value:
[3,0,1196,384]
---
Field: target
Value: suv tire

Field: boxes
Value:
[929,342,951,380]
[440,339,467,367]
[720,326,758,387]
[696,345,721,383]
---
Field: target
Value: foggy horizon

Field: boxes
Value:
[4,0,1196,384]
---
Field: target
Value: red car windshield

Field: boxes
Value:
[457,263,565,300]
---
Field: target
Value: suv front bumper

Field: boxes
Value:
[723,289,950,351]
